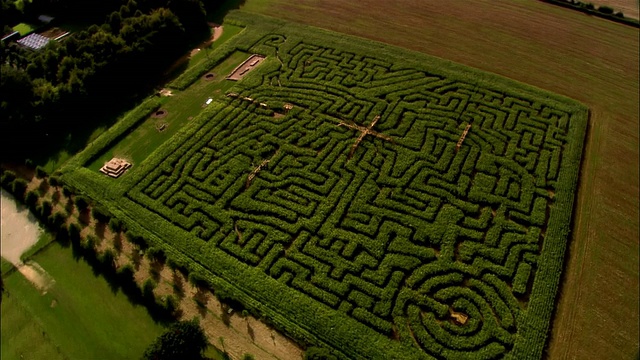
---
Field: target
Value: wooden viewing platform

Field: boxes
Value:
[100,158,132,178]
[456,123,472,152]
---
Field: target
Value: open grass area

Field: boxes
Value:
[234,1,639,359]
[62,11,588,359]
[87,51,249,172]
[1,292,67,360]
[1,242,166,359]
[12,23,36,36]
[1,257,14,275]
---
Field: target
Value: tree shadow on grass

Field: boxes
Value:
[38,180,49,196]
[64,198,74,215]
[194,287,210,318]
[59,236,175,325]
[95,221,106,239]
[51,191,60,204]
[209,0,247,24]
[78,208,91,226]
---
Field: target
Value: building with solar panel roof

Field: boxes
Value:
[16,33,51,50]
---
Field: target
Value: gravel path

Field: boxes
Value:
[1,189,43,265]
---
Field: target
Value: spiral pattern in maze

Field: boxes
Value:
[126,34,572,358]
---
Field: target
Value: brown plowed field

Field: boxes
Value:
[240,0,639,359]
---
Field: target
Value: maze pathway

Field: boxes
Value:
[85,16,587,360]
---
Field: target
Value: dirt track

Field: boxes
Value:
[1,189,42,265]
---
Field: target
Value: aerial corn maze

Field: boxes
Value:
[62,12,588,360]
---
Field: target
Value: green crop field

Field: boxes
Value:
[61,11,588,359]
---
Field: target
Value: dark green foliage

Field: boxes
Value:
[40,200,53,218]
[49,211,67,228]
[1,0,231,162]
[242,354,256,360]
[109,217,122,232]
[142,279,156,301]
[188,271,210,289]
[35,165,47,179]
[0,170,16,187]
[24,190,39,208]
[146,247,166,263]
[84,235,98,251]
[62,186,73,197]
[161,295,178,315]
[68,223,81,242]
[126,231,148,249]
[100,249,116,269]
[166,257,179,271]
[597,5,614,14]
[74,195,89,210]
[48,176,60,187]
[92,206,110,222]
[304,347,337,360]
[142,319,208,360]
[11,178,28,199]
[540,0,639,26]
[117,264,136,282]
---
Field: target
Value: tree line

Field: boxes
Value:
[1,0,229,160]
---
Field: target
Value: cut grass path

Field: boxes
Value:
[1,242,166,360]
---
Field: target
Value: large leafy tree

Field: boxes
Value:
[142,319,208,360]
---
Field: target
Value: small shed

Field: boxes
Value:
[38,15,55,24]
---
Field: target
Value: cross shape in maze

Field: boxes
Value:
[337,114,394,159]
[125,34,575,359]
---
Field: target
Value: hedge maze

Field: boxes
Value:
[67,13,587,360]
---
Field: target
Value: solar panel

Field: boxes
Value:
[17,33,50,50]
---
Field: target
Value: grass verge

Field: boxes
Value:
[1,242,166,359]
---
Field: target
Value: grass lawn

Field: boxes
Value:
[87,50,249,172]
[12,23,36,36]
[1,293,67,360]
[1,257,14,275]
[238,1,639,358]
[1,242,166,360]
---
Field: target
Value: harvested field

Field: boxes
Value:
[236,1,639,359]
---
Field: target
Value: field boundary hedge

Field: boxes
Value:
[540,0,640,27]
